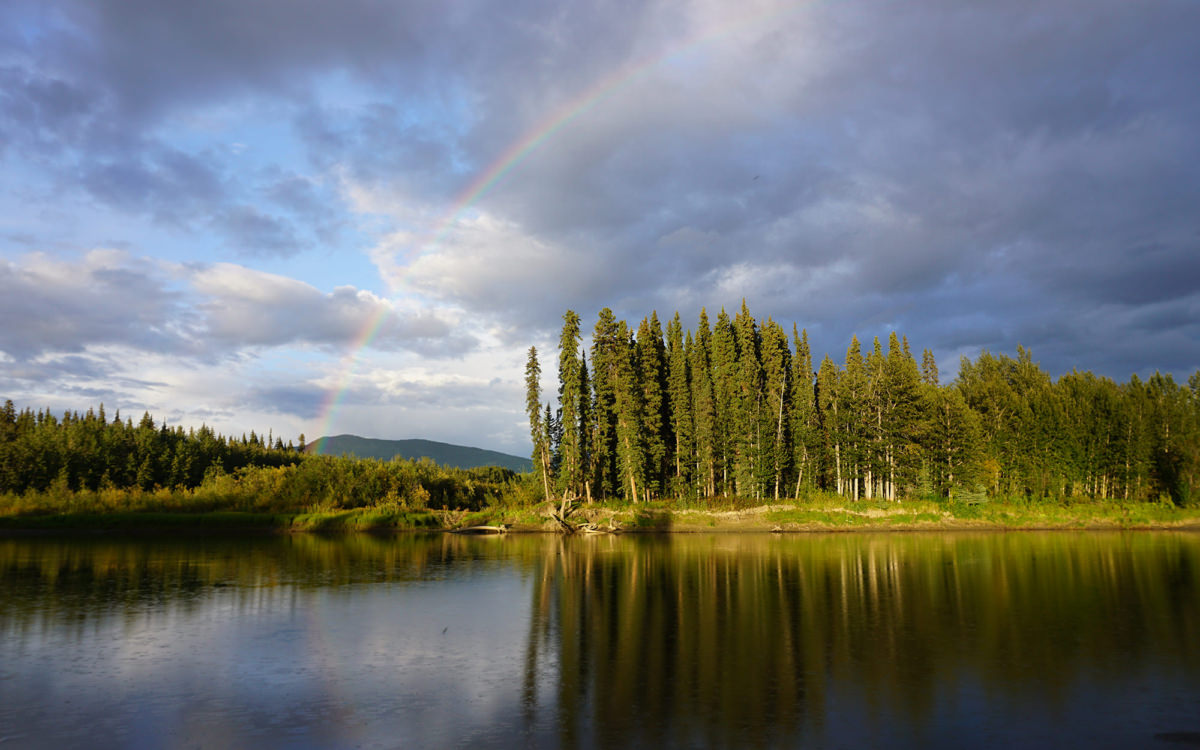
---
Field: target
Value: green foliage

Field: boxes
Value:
[666,313,693,496]
[556,310,585,498]
[529,309,1200,509]
[0,401,301,495]
[525,346,552,501]
[0,400,521,520]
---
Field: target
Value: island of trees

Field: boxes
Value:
[526,305,1199,507]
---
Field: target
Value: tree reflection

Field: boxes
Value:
[522,533,1200,747]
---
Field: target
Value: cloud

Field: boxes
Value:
[190,262,476,356]
[3,0,1199,454]
[213,205,301,256]
[353,0,1199,379]
[0,250,189,359]
[242,383,328,421]
[0,252,476,363]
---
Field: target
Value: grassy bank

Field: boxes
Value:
[3,485,1198,534]
[546,494,1200,533]
[0,507,446,534]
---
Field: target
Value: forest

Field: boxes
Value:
[2,302,1197,524]
[0,402,518,515]
[526,305,1200,507]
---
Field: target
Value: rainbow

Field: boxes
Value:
[312,3,803,449]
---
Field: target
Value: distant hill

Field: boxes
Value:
[305,434,532,472]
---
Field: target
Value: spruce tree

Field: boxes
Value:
[557,310,584,500]
[691,312,717,498]
[816,355,842,494]
[525,346,552,500]
[760,318,791,500]
[590,309,622,499]
[921,348,939,386]
[612,320,646,502]
[864,337,886,499]
[578,352,594,503]
[666,312,694,496]
[711,309,738,495]
[635,314,668,499]
[789,326,816,497]
[842,336,867,498]
[884,331,922,501]
[732,301,764,498]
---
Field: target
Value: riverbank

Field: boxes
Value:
[2,496,1198,535]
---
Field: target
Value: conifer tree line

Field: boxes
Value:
[0,400,519,510]
[0,401,303,493]
[526,305,1200,505]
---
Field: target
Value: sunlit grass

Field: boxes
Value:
[2,477,1197,533]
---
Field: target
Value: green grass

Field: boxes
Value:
[286,509,442,532]
[2,483,1196,534]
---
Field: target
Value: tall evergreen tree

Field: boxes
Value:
[710,309,738,495]
[731,301,765,498]
[666,312,694,496]
[525,346,552,500]
[816,355,842,494]
[921,348,939,386]
[884,331,922,501]
[864,337,886,499]
[760,318,791,500]
[789,326,816,497]
[590,309,622,499]
[557,310,584,500]
[613,320,646,502]
[691,312,717,497]
[635,314,669,499]
[841,336,867,498]
[578,352,594,503]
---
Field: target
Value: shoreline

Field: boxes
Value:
[2,501,1199,536]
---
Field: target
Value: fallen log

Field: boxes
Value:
[550,496,578,534]
[450,525,509,535]
[579,522,621,534]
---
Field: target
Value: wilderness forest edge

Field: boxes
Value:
[1,303,1197,527]
[526,305,1198,508]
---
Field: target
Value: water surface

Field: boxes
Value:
[1,532,1197,748]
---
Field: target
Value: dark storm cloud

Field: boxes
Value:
[2,0,1197,383]
[27,0,432,122]
[0,0,669,257]
[387,0,1200,380]
[0,0,440,251]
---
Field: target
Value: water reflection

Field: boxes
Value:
[0,532,1197,748]
[522,533,1200,748]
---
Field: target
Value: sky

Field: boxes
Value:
[2,0,1198,457]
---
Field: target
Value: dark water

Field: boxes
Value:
[1,532,1198,749]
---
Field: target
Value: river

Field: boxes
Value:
[1,531,1197,748]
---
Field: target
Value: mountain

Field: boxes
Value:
[305,434,532,472]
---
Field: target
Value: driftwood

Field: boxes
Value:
[450,525,510,535]
[549,496,577,534]
[579,522,621,534]
[548,496,622,534]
